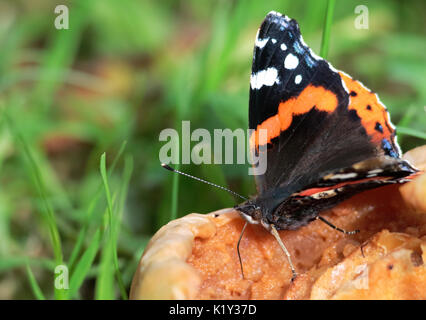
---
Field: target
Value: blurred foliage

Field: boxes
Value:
[0,0,424,299]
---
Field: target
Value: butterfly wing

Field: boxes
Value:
[247,12,418,224]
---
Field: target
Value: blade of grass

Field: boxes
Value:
[319,0,336,59]
[397,105,416,128]
[4,111,65,299]
[112,155,133,294]
[0,256,55,272]
[26,263,46,300]
[68,141,127,271]
[5,114,63,263]
[99,153,128,299]
[95,233,115,300]
[396,106,417,145]
[68,228,102,299]
[396,126,426,140]
[67,191,103,272]
[170,163,180,221]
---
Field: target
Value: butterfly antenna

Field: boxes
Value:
[161,163,248,202]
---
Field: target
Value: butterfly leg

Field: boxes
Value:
[316,216,360,235]
[237,221,248,279]
[270,224,298,282]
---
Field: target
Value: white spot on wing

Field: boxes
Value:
[295,74,302,84]
[280,43,287,51]
[255,36,269,49]
[329,173,358,180]
[368,169,383,174]
[284,53,299,69]
[268,10,282,17]
[271,38,277,44]
[267,11,291,22]
[250,67,280,89]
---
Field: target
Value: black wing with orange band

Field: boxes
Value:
[248,12,418,215]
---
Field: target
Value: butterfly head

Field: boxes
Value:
[235,200,264,226]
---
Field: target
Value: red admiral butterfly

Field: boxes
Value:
[163,11,420,281]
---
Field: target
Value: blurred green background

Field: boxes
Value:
[0,0,424,299]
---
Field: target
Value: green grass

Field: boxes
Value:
[25,263,46,300]
[99,153,128,299]
[4,109,65,299]
[4,112,63,266]
[68,228,101,299]
[0,0,424,299]
[320,0,336,59]
[397,127,426,140]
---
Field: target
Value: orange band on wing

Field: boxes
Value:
[250,85,338,149]
[339,72,395,144]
